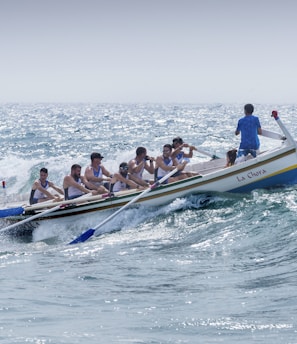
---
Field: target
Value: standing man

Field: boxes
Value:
[235,103,262,160]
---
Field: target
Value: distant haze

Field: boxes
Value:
[1,0,297,104]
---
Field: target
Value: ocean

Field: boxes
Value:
[0,103,297,343]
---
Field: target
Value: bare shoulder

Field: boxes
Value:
[84,165,92,173]
[63,175,73,184]
[32,179,40,189]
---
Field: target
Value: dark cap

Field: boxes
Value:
[90,152,104,160]
[172,137,183,144]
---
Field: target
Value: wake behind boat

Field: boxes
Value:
[1,111,297,238]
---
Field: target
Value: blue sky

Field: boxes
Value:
[1,0,296,103]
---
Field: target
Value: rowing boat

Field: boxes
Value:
[1,111,297,235]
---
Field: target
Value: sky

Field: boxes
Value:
[1,0,297,104]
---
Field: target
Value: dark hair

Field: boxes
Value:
[136,147,146,156]
[40,167,48,174]
[71,164,81,171]
[244,104,254,114]
[163,144,172,151]
[172,137,183,145]
[90,152,104,160]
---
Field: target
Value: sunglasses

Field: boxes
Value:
[120,166,129,171]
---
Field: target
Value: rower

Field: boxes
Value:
[63,164,103,200]
[29,167,64,204]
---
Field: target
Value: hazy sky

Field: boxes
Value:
[1,0,296,103]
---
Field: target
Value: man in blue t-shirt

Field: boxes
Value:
[235,104,262,159]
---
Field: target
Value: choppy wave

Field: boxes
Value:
[1,103,297,343]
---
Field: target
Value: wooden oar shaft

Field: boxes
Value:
[93,167,179,236]
[24,193,104,211]
[1,193,104,233]
[0,193,97,219]
[0,204,62,232]
[196,147,220,159]
[261,128,286,141]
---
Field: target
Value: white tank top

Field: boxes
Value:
[67,178,84,198]
[113,175,130,192]
[132,159,145,179]
[157,157,173,178]
[33,180,49,200]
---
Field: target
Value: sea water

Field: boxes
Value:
[0,103,297,343]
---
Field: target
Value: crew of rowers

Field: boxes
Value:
[29,137,198,205]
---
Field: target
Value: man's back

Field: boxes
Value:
[237,115,261,150]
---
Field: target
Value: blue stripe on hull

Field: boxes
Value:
[229,168,297,193]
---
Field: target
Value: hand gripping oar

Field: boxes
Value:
[68,167,179,245]
[0,204,63,233]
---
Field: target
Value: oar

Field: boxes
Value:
[271,110,295,144]
[261,128,286,141]
[0,204,63,233]
[0,193,83,219]
[0,192,104,228]
[0,206,25,218]
[69,167,179,244]
[196,147,220,159]
[0,199,57,219]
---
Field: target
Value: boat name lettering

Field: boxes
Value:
[236,169,267,182]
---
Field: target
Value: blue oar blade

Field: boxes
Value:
[0,207,24,218]
[68,228,95,245]
[68,167,179,245]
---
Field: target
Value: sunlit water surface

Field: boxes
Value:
[1,103,297,343]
